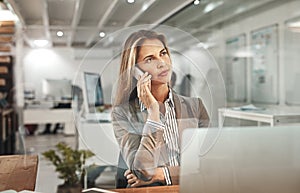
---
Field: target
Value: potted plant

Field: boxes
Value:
[42,142,94,193]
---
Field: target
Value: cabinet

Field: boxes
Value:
[0,56,17,155]
[0,19,18,155]
[0,56,14,106]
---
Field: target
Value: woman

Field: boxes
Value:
[112,30,209,188]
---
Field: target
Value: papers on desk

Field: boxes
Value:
[82,187,118,193]
[0,190,39,193]
[0,188,117,193]
[0,190,17,193]
[231,104,265,111]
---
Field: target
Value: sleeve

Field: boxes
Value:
[161,166,179,185]
[112,107,165,181]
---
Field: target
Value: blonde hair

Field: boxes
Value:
[113,30,170,106]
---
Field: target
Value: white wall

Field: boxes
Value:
[23,48,78,99]
[20,47,118,107]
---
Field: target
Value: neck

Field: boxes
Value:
[151,84,169,103]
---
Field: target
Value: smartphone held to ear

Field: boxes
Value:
[134,66,145,80]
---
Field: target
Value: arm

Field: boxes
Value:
[112,106,165,183]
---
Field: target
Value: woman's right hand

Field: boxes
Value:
[137,72,160,121]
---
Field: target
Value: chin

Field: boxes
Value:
[152,78,170,85]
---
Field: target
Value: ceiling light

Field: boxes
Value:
[288,21,300,28]
[56,31,64,37]
[203,1,223,13]
[0,2,18,21]
[287,22,300,33]
[127,0,135,4]
[33,40,49,48]
[194,0,200,5]
[99,32,105,38]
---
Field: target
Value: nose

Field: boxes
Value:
[156,57,167,68]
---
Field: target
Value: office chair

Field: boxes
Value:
[115,153,128,188]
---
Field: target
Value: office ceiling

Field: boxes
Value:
[6,0,289,48]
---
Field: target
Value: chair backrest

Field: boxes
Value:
[115,153,128,188]
[0,155,38,191]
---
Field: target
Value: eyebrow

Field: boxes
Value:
[160,48,167,53]
[142,54,153,61]
[142,48,166,61]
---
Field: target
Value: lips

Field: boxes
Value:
[158,69,169,77]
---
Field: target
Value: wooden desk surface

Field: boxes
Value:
[112,185,179,193]
[0,155,38,191]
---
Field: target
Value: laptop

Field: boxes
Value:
[180,126,300,193]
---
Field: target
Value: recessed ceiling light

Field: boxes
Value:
[127,0,135,4]
[33,40,49,47]
[194,0,200,5]
[204,1,224,13]
[99,32,106,38]
[56,31,64,37]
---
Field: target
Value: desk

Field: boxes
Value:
[23,109,75,135]
[111,185,179,193]
[218,107,300,127]
[0,155,38,191]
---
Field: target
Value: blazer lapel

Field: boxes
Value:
[173,93,199,145]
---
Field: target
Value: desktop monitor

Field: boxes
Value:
[83,72,104,113]
[42,79,72,100]
[180,126,300,193]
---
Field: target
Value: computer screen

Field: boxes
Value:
[42,79,72,100]
[83,72,104,113]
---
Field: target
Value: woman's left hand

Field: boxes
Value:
[124,169,149,187]
[124,168,165,187]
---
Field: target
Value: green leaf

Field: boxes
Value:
[42,142,95,185]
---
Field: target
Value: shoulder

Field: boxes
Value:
[174,92,203,107]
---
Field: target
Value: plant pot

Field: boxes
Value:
[56,184,82,193]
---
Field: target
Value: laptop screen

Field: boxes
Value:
[180,126,300,193]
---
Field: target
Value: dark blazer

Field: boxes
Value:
[112,92,209,186]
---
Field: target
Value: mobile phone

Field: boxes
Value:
[133,66,145,80]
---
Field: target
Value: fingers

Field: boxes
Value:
[137,72,151,98]
[124,169,152,187]
[127,174,138,184]
[124,170,136,183]
[137,72,152,104]
[124,170,139,186]
[124,169,131,177]
[137,72,151,86]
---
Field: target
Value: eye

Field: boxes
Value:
[161,50,168,56]
[145,57,152,63]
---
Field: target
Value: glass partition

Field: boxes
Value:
[284,17,300,105]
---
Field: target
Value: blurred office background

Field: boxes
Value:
[0,0,300,192]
